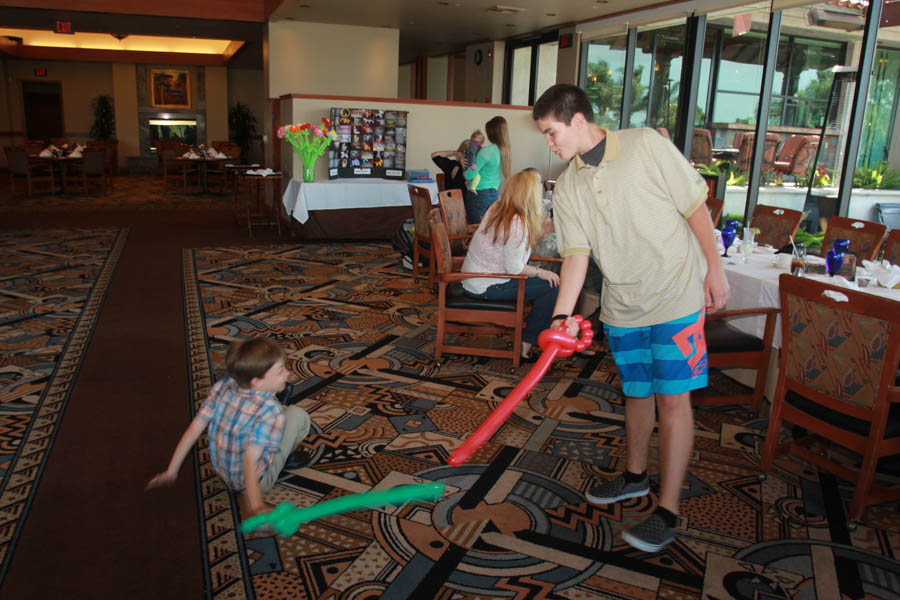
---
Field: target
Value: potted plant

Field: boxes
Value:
[89,94,117,176]
[228,102,257,164]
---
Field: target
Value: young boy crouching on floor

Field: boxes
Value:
[146,337,311,516]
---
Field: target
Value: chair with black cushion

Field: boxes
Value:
[821,216,887,262]
[884,229,900,265]
[409,184,436,289]
[876,203,900,231]
[706,197,724,229]
[696,307,779,411]
[750,204,803,250]
[760,274,900,520]
[5,146,54,196]
[431,218,528,368]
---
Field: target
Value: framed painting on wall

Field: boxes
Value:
[150,69,191,108]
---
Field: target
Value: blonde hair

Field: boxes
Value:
[470,129,484,142]
[485,116,510,179]
[457,139,470,154]
[482,170,544,249]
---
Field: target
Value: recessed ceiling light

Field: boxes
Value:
[505,23,516,27]
[437,1,450,4]
[546,13,557,17]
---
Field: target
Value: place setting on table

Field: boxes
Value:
[35,142,85,193]
[176,144,230,194]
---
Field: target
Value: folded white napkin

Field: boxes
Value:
[68,149,82,158]
[182,151,199,159]
[822,290,850,303]
[39,148,53,157]
[831,275,858,290]
[862,260,900,288]
[246,168,277,177]
[213,150,227,158]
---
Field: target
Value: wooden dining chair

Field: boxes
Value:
[691,128,713,166]
[67,148,106,195]
[883,229,900,265]
[438,188,477,254]
[750,204,803,250]
[821,216,888,262]
[696,306,780,411]
[408,184,436,289]
[431,218,528,368]
[760,274,900,521]
[5,146,54,196]
[706,197,724,229]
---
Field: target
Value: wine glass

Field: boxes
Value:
[826,238,850,277]
[721,219,739,257]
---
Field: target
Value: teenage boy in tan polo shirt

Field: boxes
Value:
[533,84,730,552]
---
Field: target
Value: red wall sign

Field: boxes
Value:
[34,68,47,77]
[55,20,73,34]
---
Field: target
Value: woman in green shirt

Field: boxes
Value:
[464,116,511,224]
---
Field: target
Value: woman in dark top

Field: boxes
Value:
[430,140,469,195]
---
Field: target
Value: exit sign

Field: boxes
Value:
[34,68,47,77]
[55,20,73,34]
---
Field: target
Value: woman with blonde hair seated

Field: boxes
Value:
[461,169,560,362]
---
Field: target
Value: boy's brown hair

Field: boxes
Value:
[532,83,595,125]
[225,337,286,388]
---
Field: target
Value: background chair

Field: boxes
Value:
[691,128,713,166]
[706,197,724,228]
[161,148,197,194]
[876,203,900,231]
[772,135,809,178]
[750,204,803,249]
[67,148,106,195]
[24,140,45,155]
[5,146,54,196]
[737,132,780,173]
[431,219,528,368]
[821,216,887,262]
[408,184,436,288]
[697,307,779,411]
[884,229,900,265]
[760,274,900,520]
[437,189,476,254]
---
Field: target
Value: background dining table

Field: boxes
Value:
[35,154,82,193]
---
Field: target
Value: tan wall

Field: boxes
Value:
[228,67,267,163]
[112,63,139,169]
[426,56,448,101]
[464,41,505,104]
[268,21,399,99]
[2,59,113,140]
[205,66,229,145]
[397,64,412,99]
[283,95,569,185]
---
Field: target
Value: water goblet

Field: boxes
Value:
[721,219,739,257]
[826,248,843,277]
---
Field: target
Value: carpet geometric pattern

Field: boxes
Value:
[183,242,900,600]
[0,228,127,583]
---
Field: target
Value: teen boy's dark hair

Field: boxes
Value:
[532,84,595,125]
[225,337,286,388]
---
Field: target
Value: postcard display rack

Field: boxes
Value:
[327,107,408,180]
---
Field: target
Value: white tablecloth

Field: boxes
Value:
[723,250,900,347]
[282,178,439,224]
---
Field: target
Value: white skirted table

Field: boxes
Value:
[282,178,439,239]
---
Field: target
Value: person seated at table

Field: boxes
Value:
[461,169,560,362]
[430,140,469,195]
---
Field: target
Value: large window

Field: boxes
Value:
[581,34,629,129]
[859,47,900,167]
[504,32,559,106]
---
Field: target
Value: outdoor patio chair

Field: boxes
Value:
[5,146,55,197]
[760,273,900,521]
[409,184,436,289]
[876,203,900,230]
[691,128,713,166]
[772,135,811,177]
[431,218,528,368]
[737,132,780,173]
[821,216,887,262]
[884,229,900,265]
[749,204,803,249]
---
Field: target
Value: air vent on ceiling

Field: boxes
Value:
[487,5,526,15]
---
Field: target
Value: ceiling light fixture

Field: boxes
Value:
[487,5,526,15]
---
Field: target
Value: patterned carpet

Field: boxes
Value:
[0,173,233,212]
[183,242,900,600]
[0,228,127,582]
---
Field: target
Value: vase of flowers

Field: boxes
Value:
[277,117,337,182]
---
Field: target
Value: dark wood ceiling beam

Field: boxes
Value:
[0,0,268,22]
[0,43,231,67]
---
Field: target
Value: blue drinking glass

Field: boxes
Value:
[826,248,843,276]
[721,219,739,257]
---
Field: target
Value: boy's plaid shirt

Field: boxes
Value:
[197,378,285,490]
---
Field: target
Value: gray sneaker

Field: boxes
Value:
[621,513,676,552]
[585,474,650,505]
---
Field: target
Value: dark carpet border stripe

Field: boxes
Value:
[182,248,256,600]
[0,228,130,587]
